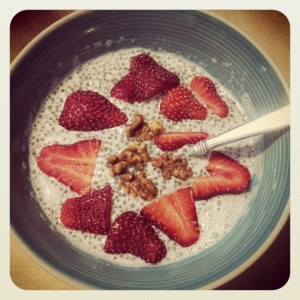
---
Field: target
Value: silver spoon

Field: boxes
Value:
[181,105,290,157]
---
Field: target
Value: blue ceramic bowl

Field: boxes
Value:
[10,11,289,289]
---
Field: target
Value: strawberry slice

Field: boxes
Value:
[104,211,167,264]
[190,76,229,118]
[58,90,128,131]
[140,187,200,247]
[192,151,251,200]
[37,139,101,195]
[160,86,207,122]
[110,73,136,103]
[110,53,180,102]
[60,185,112,234]
[153,131,208,151]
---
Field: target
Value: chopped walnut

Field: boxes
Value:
[148,120,164,135]
[107,159,128,177]
[107,142,158,200]
[125,114,144,137]
[107,142,150,176]
[127,142,150,163]
[126,114,164,141]
[151,153,193,181]
[120,172,158,201]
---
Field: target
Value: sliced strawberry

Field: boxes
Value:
[104,211,167,264]
[58,90,128,131]
[37,139,101,195]
[190,76,229,118]
[140,187,200,247]
[60,185,112,234]
[160,85,207,122]
[192,151,251,200]
[153,131,208,151]
[109,73,136,103]
[110,53,180,102]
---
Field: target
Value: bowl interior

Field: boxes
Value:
[10,10,290,289]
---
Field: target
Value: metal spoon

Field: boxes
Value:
[182,105,290,157]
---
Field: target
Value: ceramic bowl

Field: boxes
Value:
[10,10,289,289]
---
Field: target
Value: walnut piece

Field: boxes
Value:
[107,142,150,176]
[120,172,158,201]
[151,153,193,181]
[125,114,164,141]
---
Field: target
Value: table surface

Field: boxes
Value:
[10,10,290,290]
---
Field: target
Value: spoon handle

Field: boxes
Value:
[188,105,290,156]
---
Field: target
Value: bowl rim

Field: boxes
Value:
[10,9,290,290]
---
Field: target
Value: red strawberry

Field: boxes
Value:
[60,185,112,234]
[160,86,207,122]
[192,151,251,200]
[58,90,128,131]
[153,131,208,151]
[109,73,136,103]
[140,187,200,247]
[110,53,180,102]
[190,76,229,118]
[37,139,101,195]
[104,211,167,264]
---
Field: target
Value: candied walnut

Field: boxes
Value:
[151,153,193,181]
[120,172,158,201]
[126,114,164,141]
[107,142,150,176]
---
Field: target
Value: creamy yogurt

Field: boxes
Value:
[28,48,262,267]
